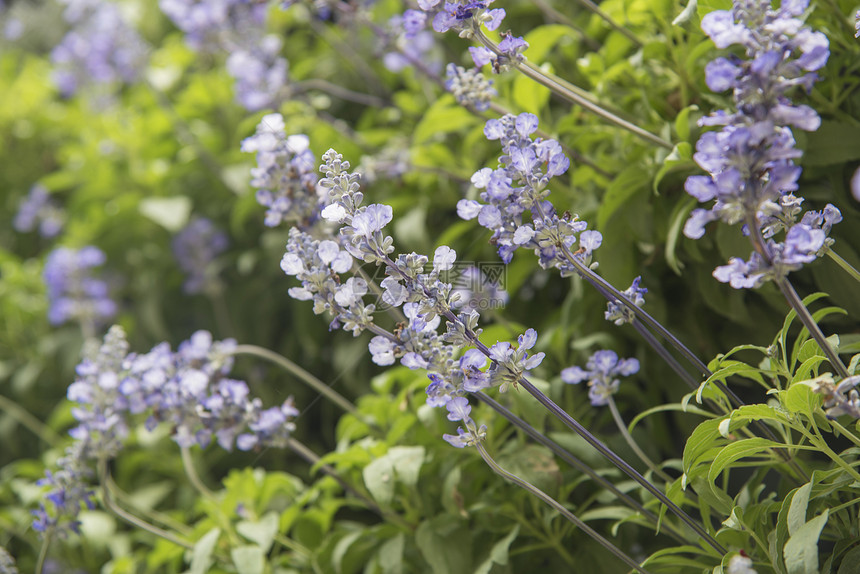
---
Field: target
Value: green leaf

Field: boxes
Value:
[787,482,812,538]
[513,73,552,115]
[388,446,425,488]
[236,511,279,553]
[599,165,649,228]
[707,438,784,487]
[413,97,479,144]
[474,525,519,574]
[363,455,395,505]
[697,0,731,19]
[415,516,472,574]
[837,545,860,574]
[783,382,822,415]
[784,511,829,574]
[139,196,192,232]
[672,0,698,26]
[804,121,860,166]
[522,25,574,62]
[332,530,363,574]
[188,528,220,574]
[231,545,265,574]
[377,533,405,574]
[653,142,695,194]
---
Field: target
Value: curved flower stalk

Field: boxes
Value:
[33,326,300,539]
[241,113,322,228]
[687,0,849,378]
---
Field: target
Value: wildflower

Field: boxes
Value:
[458,114,598,270]
[242,113,320,228]
[441,395,487,448]
[469,33,528,72]
[160,0,288,111]
[225,35,289,111]
[382,11,442,74]
[43,246,117,328]
[172,217,229,295]
[444,63,496,111]
[605,277,647,326]
[685,0,835,287]
[13,185,65,238]
[812,374,860,419]
[34,326,301,537]
[51,0,148,96]
[0,546,17,574]
[562,350,639,406]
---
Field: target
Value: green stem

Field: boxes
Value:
[292,79,388,108]
[181,446,216,499]
[36,532,52,574]
[286,437,415,530]
[475,442,651,574]
[231,344,359,416]
[105,475,194,536]
[745,215,849,379]
[827,249,860,285]
[0,394,62,446]
[473,31,671,149]
[98,459,194,550]
[607,396,676,485]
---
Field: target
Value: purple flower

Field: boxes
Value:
[43,246,117,328]
[605,277,647,325]
[172,217,229,295]
[51,0,149,96]
[444,63,496,111]
[242,114,320,228]
[562,350,639,406]
[13,185,65,238]
[351,204,393,237]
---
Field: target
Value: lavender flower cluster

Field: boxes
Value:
[172,217,229,294]
[444,63,496,111]
[382,10,442,74]
[457,113,601,268]
[685,0,840,288]
[159,0,288,110]
[51,0,149,97]
[562,350,640,407]
[42,246,116,328]
[280,149,550,446]
[13,185,65,238]
[34,326,300,537]
[605,277,647,326]
[241,113,321,227]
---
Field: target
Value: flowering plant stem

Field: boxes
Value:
[285,438,415,530]
[97,458,195,551]
[0,393,61,446]
[827,249,860,284]
[181,446,216,499]
[746,216,850,379]
[371,249,725,553]
[607,396,676,485]
[471,30,672,150]
[474,441,652,574]
[231,344,360,416]
[475,392,689,544]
